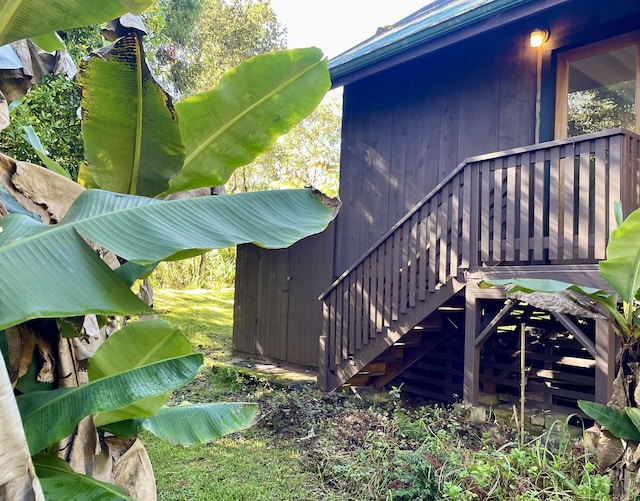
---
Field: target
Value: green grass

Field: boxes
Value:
[146,288,330,500]
[149,435,322,501]
[153,288,235,365]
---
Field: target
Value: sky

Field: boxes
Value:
[270,1,433,60]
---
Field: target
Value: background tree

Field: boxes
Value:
[0,27,103,178]
[145,0,286,97]
[227,92,341,196]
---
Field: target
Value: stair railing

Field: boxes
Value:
[318,128,640,391]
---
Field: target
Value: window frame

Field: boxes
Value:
[555,31,640,139]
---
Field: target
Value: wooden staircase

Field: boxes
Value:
[347,310,453,387]
[318,129,640,395]
[348,300,466,402]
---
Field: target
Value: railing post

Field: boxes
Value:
[463,293,481,406]
[318,302,330,391]
[465,163,479,270]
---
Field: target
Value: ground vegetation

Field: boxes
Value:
[148,288,611,501]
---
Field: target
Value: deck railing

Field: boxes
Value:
[319,129,640,391]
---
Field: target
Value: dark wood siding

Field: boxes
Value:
[233,225,335,367]
[232,244,259,355]
[286,224,335,366]
[334,29,538,272]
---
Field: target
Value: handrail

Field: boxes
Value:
[319,128,640,390]
[319,128,633,300]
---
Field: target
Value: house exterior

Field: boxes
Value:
[234,0,640,410]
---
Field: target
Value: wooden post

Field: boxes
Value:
[463,295,481,405]
[318,303,331,391]
[594,318,615,404]
[520,323,526,447]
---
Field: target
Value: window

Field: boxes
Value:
[555,33,640,139]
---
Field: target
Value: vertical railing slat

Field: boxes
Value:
[519,152,531,262]
[334,282,343,367]
[480,160,491,261]
[439,185,450,284]
[449,173,461,278]
[608,135,622,216]
[384,236,393,326]
[563,143,575,260]
[594,137,607,259]
[354,262,363,350]
[469,163,481,269]
[408,214,419,309]
[348,275,356,357]
[367,251,377,342]
[461,166,472,269]
[376,242,385,334]
[548,146,560,260]
[428,204,437,291]
[400,222,409,314]
[391,230,401,321]
[505,155,516,261]
[493,160,504,262]
[418,206,429,301]
[533,149,545,261]
[578,141,591,259]
[328,290,336,370]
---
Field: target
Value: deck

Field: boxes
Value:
[319,128,640,407]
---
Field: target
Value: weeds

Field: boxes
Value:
[147,289,612,500]
[306,400,611,500]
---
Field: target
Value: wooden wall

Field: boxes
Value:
[334,0,640,274]
[233,223,335,367]
[334,23,538,273]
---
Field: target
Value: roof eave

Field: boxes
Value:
[329,0,570,88]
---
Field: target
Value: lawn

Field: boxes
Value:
[145,288,611,501]
[147,288,331,500]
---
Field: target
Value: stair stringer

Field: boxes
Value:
[326,278,465,390]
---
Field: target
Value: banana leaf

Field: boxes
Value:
[0,0,155,46]
[34,453,133,501]
[17,353,203,454]
[28,32,65,52]
[578,400,640,441]
[625,407,640,437]
[18,125,69,177]
[88,319,192,426]
[166,48,330,194]
[105,402,260,446]
[600,206,640,306]
[0,187,337,331]
[80,33,185,197]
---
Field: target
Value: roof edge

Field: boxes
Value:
[329,0,566,88]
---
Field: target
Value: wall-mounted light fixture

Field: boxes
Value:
[530,29,549,48]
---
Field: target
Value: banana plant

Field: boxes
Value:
[0,2,336,499]
[79,29,329,197]
[0,187,336,330]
